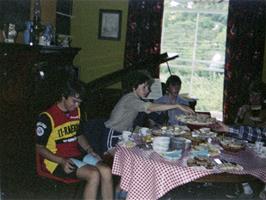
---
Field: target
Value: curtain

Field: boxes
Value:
[223,0,266,123]
[124,0,164,77]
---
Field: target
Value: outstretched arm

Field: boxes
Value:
[147,103,194,114]
[212,121,266,143]
[212,121,229,133]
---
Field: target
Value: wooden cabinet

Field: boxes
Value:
[0,43,80,114]
[0,43,81,193]
[0,42,81,153]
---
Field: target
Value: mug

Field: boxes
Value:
[122,131,132,142]
[140,127,149,135]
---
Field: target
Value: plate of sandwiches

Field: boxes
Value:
[176,114,216,129]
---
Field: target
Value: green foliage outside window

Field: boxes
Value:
[161,0,228,114]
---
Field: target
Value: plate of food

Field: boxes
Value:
[219,137,247,152]
[176,113,216,129]
[193,143,221,157]
[216,162,243,171]
[186,156,215,169]
[152,125,190,137]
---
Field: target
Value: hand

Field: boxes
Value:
[61,158,76,174]
[237,105,250,119]
[211,121,229,133]
[178,105,195,114]
[86,146,93,154]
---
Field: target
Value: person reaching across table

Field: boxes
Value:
[153,75,192,125]
[102,70,194,154]
[214,121,266,143]
[36,80,113,200]
[213,121,266,200]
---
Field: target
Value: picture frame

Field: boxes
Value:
[98,9,122,40]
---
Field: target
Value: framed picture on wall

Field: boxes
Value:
[98,9,122,40]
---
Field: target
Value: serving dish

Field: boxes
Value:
[219,137,247,152]
[176,114,216,130]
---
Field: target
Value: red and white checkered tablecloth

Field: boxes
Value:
[112,146,266,200]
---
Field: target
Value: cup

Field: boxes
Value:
[122,131,132,142]
[143,134,152,143]
[255,141,264,154]
[140,127,149,135]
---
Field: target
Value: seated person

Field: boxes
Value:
[35,80,113,200]
[213,121,266,200]
[235,80,266,127]
[102,70,194,154]
[228,80,266,199]
[153,75,191,125]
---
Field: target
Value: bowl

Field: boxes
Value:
[153,145,169,153]
[153,136,170,143]
[153,142,169,148]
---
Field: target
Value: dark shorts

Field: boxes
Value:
[101,126,121,153]
[53,164,78,179]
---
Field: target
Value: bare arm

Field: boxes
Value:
[36,144,75,173]
[78,135,93,153]
[211,121,229,133]
[147,103,194,114]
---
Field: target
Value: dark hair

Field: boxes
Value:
[166,75,182,88]
[249,80,265,94]
[60,80,86,100]
[125,70,154,91]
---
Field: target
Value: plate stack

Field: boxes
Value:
[152,136,170,153]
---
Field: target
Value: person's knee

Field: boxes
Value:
[89,168,101,183]
[99,165,112,181]
[78,166,100,183]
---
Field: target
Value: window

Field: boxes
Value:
[160,0,229,120]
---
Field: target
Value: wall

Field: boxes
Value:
[71,0,128,83]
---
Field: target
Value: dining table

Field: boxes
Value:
[112,142,266,200]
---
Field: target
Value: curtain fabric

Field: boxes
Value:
[124,0,164,77]
[223,0,266,123]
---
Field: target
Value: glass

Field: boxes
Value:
[143,134,152,143]
[255,141,264,154]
